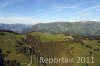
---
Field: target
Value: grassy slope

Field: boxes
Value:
[0,32,100,66]
[31,32,65,42]
[0,32,37,66]
[31,32,100,66]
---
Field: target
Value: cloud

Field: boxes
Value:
[69,5,100,21]
[0,0,27,8]
[0,16,41,24]
[76,5,100,15]
[52,2,85,12]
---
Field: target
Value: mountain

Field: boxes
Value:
[32,21,100,35]
[0,23,32,33]
[0,21,100,35]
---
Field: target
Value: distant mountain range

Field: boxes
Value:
[32,21,100,35]
[0,23,32,33]
[0,21,100,35]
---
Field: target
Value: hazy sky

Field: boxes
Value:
[0,0,100,24]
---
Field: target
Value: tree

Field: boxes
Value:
[0,49,4,66]
[6,60,10,66]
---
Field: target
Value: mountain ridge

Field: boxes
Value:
[32,21,100,35]
[0,21,100,35]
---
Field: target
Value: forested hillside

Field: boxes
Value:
[32,21,100,35]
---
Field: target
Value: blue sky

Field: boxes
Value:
[0,0,100,24]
